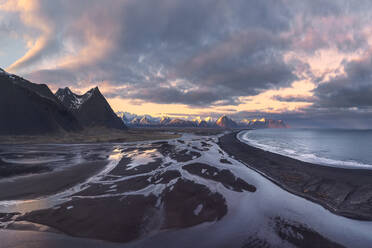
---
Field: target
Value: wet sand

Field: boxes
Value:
[0,229,122,248]
[219,131,372,220]
[2,133,369,247]
[17,140,230,243]
[0,160,108,201]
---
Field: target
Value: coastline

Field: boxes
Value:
[219,131,372,221]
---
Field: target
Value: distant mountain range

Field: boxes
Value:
[0,68,126,135]
[116,112,289,129]
[0,67,288,135]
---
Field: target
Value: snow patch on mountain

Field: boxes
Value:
[55,87,96,110]
[116,112,288,129]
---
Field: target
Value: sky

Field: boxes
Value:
[1,0,372,128]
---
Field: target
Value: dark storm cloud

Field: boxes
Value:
[272,95,314,103]
[314,55,372,108]
[288,0,370,53]
[137,88,242,107]
[26,69,77,85]
[101,0,297,105]
[129,87,238,107]
[176,29,296,96]
[3,0,372,127]
[7,0,298,106]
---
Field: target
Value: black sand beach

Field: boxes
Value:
[219,131,372,221]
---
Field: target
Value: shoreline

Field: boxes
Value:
[218,131,372,221]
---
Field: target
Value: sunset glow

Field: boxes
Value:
[2,0,372,127]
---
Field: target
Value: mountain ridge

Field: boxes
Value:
[55,87,126,130]
[0,68,82,135]
[117,112,289,129]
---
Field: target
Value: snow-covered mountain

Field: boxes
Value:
[55,87,93,110]
[56,87,126,129]
[120,113,216,128]
[167,119,197,127]
[239,118,289,129]
[117,112,160,125]
[216,116,238,129]
[116,112,285,129]
[117,112,139,124]
[117,112,288,129]
[160,116,172,125]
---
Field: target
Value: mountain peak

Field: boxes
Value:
[218,115,228,119]
[56,87,104,111]
[88,86,100,93]
[204,116,214,123]
[56,87,82,109]
[160,116,171,124]
[216,115,237,128]
[240,118,289,129]
[56,87,73,96]
[55,87,126,129]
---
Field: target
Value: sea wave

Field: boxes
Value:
[238,131,372,169]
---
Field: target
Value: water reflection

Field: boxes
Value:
[0,144,125,214]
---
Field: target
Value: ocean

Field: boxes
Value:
[239,128,372,169]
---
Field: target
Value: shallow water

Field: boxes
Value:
[0,144,124,214]
[0,143,117,176]
[240,128,372,169]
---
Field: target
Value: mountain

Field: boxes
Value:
[198,120,209,128]
[239,118,289,129]
[139,116,153,126]
[266,119,288,128]
[117,112,137,124]
[55,87,126,129]
[0,68,81,135]
[55,87,86,110]
[120,113,219,128]
[167,119,197,127]
[160,116,171,125]
[130,117,141,125]
[204,116,215,124]
[216,116,238,129]
[116,111,289,129]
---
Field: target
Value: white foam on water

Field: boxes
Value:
[239,131,372,169]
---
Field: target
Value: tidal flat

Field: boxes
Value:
[0,131,371,248]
